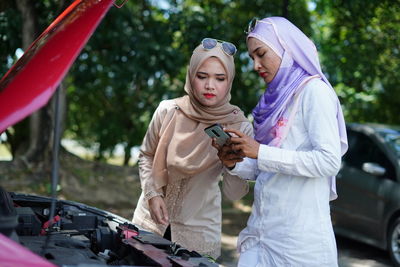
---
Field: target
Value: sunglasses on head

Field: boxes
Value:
[201,38,237,56]
[245,17,270,35]
[245,17,259,34]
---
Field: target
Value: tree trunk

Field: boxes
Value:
[282,0,289,18]
[14,0,67,169]
[123,145,132,166]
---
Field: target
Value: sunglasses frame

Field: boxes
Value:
[245,17,260,35]
[201,38,237,56]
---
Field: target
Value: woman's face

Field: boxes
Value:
[247,37,282,84]
[192,57,229,107]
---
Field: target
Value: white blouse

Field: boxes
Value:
[229,78,342,266]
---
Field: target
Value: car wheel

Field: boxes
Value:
[388,217,400,267]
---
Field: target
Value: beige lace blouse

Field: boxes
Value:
[132,99,253,259]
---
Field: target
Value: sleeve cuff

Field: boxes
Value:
[144,190,164,201]
[225,164,238,174]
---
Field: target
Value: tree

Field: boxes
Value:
[312,0,400,124]
[0,0,68,168]
[65,0,311,164]
[1,0,312,166]
[164,0,311,114]
[66,0,187,164]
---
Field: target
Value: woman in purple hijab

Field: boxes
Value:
[213,17,348,266]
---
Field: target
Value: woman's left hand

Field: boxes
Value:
[225,128,260,159]
[211,139,244,168]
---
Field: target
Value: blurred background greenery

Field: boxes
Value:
[1,0,399,166]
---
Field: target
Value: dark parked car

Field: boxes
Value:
[331,123,400,266]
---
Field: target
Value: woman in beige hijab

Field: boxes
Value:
[132,38,253,259]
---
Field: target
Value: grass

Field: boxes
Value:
[61,139,139,167]
[0,139,139,167]
[0,143,12,161]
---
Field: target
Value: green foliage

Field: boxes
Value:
[0,0,66,77]
[66,1,188,162]
[65,0,312,162]
[0,2,22,77]
[165,0,311,114]
[11,0,400,162]
[0,0,64,157]
[1,0,312,163]
[312,0,400,124]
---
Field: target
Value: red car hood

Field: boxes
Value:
[0,0,114,264]
[0,0,113,133]
[0,233,57,267]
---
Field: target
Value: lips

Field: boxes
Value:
[259,72,267,78]
[204,93,216,99]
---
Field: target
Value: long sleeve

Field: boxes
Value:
[257,80,342,178]
[227,157,259,181]
[222,121,254,200]
[138,100,175,200]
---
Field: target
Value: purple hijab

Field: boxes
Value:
[248,17,348,200]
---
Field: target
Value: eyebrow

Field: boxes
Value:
[197,71,226,76]
[251,46,262,55]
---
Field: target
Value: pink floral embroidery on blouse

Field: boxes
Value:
[269,117,288,147]
[273,118,288,139]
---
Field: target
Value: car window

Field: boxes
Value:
[344,129,396,181]
[376,129,400,158]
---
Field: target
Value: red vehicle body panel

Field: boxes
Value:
[0,233,57,267]
[0,0,113,133]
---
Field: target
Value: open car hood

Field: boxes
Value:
[0,0,113,133]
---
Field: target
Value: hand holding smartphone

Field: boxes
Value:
[205,124,244,169]
[204,123,231,146]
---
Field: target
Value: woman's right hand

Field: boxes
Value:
[148,196,169,225]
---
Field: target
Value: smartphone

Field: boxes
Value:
[204,123,231,146]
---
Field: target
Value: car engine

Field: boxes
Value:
[0,189,218,267]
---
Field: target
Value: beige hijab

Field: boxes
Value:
[152,44,248,190]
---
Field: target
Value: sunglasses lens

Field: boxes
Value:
[202,38,218,49]
[202,38,236,56]
[251,18,258,30]
[246,18,258,34]
[222,42,237,56]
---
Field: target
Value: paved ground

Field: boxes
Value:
[336,235,392,267]
[219,222,393,267]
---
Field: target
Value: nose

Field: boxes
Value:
[205,78,215,90]
[253,58,261,72]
